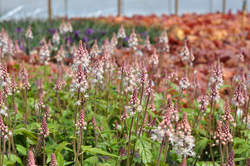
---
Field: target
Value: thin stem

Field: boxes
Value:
[126,117,134,166]
[0,136,2,165]
[138,94,150,136]
[11,94,16,152]
[43,138,46,166]
[225,144,229,160]
[24,88,28,128]
[156,138,165,166]
[163,138,169,163]
[233,106,237,136]
[130,85,147,162]
[94,85,97,114]
[73,89,80,161]
[76,128,83,166]
[219,142,224,166]
[209,100,215,166]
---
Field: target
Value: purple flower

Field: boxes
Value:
[82,36,88,42]
[124,37,129,42]
[49,28,56,35]
[67,37,73,44]
[16,27,22,33]
[20,45,25,51]
[85,29,94,36]
[74,30,80,38]
[100,30,106,35]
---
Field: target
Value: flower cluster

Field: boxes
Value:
[224,150,235,166]
[210,83,220,101]
[73,41,90,71]
[232,83,246,107]
[118,63,139,92]
[40,116,49,137]
[70,64,88,96]
[0,103,8,117]
[171,103,179,123]
[0,115,9,139]
[19,64,30,89]
[0,63,11,88]
[145,80,153,97]
[126,88,141,116]
[90,57,104,84]
[117,25,126,39]
[54,71,66,91]
[76,109,86,129]
[144,35,151,50]
[179,40,192,63]
[214,120,233,145]
[10,75,19,95]
[39,40,50,65]
[197,95,209,113]
[102,38,112,56]
[222,101,234,124]
[128,29,138,50]
[151,108,173,142]
[90,40,100,59]
[121,108,128,120]
[25,26,33,39]
[52,31,60,45]
[179,76,190,90]
[50,153,57,166]
[149,49,159,65]
[209,61,223,89]
[170,112,195,157]
[111,32,118,51]
[27,149,37,166]
[59,21,72,34]
[158,31,170,53]
[55,45,65,63]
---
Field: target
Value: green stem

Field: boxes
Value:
[219,142,224,166]
[209,100,215,166]
[126,117,134,166]
[163,138,169,163]
[43,138,46,166]
[156,138,165,166]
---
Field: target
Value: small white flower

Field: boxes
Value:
[75,100,81,106]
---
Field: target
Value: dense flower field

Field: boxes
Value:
[0,13,249,166]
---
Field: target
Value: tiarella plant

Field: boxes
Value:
[0,15,248,166]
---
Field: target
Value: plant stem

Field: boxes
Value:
[209,100,215,166]
[219,142,224,166]
[156,138,165,166]
[43,138,46,166]
[138,94,150,136]
[94,85,97,114]
[24,88,28,128]
[73,89,80,162]
[0,136,2,165]
[126,117,134,166]
[163,138,169,163]
[76,128,83,165]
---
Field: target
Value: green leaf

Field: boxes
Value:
[81,146,118,158]
[4,154,23,166]
[84,156,99,165]
[136,137,152,164]
[64,161,74,166]
[16,144,27,156]
[55,141,69,154]
[195,137,208,153]
[196,161,220,166]
[56,153,64,166]
[15,128,37,140]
